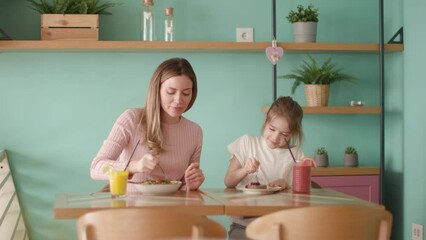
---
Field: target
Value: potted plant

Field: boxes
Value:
[344,146,358,167]
[28,0,121,40]
[279,55,356,106]
[314,147,329,167]
[286,4,319,43]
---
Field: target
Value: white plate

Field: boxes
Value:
[133,181,182,195]
[236,185,282,195]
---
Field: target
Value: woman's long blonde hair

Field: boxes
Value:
[262,96,304,147]
[140,58,197,155]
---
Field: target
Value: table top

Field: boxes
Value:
[311,167,380,176]
[54,187,383,219]
[54,190,224,219]
[201,188,382,216]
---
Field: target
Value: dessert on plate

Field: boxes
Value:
[245,181,267,189]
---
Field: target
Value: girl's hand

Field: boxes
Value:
[268,178,288,190]
[128,154,159,174]
[244,157,260,175]
[184,163,205,190]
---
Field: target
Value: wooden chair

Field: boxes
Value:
[246,205,392,240]
[76,208,227,240]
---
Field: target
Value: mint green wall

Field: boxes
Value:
[383,0,405,239]
[402,0,426,239]
[0,0,409,240]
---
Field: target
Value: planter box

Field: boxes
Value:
[41,14,99,41]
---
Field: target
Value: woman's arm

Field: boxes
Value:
[182,127,204,190]
[183,162,205,190]
[90,109,138,180]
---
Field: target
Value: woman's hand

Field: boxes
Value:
[243,157,260,175]
[127,153,159,174]
[184,163,205,190]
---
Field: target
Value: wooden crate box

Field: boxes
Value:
[41,14,99,41]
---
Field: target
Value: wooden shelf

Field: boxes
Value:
[0,40,404,53]
[312,167,380,176]
[262,106,381,114]
[278,42,403,53]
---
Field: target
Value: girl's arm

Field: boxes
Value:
[224,155,258,188]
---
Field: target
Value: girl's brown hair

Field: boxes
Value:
[141,58,198,155]
[262,96,304,147]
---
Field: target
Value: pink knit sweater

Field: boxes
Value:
[90,108,203,192]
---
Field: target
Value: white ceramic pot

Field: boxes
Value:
[293,22,317,43]
[344,154,359,167]
[314,154,329,167]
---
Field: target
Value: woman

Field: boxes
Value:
[91,58,205,191]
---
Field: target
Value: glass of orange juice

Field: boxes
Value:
[109,170,129,198]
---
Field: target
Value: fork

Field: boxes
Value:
[257,166,270,185]
[254,171,260,183]
[158,164,169,180]
[250,155,260,183]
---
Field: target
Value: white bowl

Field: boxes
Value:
[133,181,182,195]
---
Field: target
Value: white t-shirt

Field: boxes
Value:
[227,134,304,187]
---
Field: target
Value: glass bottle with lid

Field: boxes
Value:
[141,0,155,41]
[164,7,174,42]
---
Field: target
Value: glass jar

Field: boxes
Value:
[141,0,155,41]
[164,7,174,42]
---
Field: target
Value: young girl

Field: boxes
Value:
[91,58,205,192]
[224,96,304,239]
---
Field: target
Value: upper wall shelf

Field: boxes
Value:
[0,41,404,53]
[262,106,381,114]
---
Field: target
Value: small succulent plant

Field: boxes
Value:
[316,147,328,155]
[345,146,357,155]
[286,4,319,23]
[28,0,121,15]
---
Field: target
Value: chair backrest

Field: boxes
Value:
[76,208,227,240]
[246,205,392,240]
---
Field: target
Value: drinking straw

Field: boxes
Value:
[285,138,297,163]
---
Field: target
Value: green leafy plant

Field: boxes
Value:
[316,147,328,155]
[28,0,121,14]
[286,4,319,23]
[279,55,356,94]
[345,146,357,155]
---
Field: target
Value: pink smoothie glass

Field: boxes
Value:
[292,158,317,194]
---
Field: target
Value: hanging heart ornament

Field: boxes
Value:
[266,47,284,65]
[265,39,284,65]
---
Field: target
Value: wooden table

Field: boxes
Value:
[54,188,383,219]
[201,188,382,216]
[54,190,224,219]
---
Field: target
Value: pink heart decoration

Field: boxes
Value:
[265,47,284,65]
